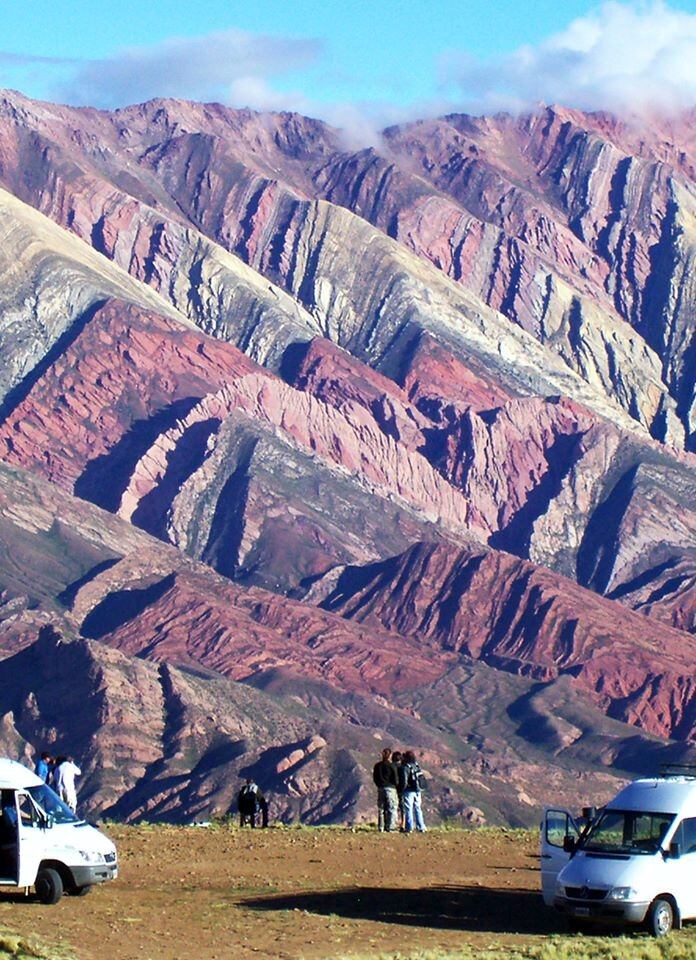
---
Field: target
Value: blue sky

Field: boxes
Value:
[1,0,695,125]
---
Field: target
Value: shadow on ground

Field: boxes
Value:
[244,885,564,934]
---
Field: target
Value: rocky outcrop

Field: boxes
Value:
[0,186,183,406]
[1,201,692,624]
[0,459,452,694]
[282,338,696,633]
[375,107,695,447]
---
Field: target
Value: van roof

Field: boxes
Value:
[608,777,696,816]
[0,758,43,790]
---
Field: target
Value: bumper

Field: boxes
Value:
[70,863,118,887]
[554,896,649,924]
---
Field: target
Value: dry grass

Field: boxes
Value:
[0,927,74,960]
[371,930,696,960]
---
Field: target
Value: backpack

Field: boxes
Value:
[405,763,427,792]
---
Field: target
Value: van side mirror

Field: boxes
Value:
[41,813,54,830]
[669,841,681,859]
[563,835,577,853]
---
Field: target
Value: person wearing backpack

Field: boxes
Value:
[399,750,427,833]
[237,778,260,828]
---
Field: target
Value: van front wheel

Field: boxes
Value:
[647,898,674,937]
[71,884,92,897]
[35,867,64,905]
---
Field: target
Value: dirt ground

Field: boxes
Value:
[0,825,568,960]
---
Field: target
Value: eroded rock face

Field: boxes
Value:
[0,186,693,628]
[0,94,695,822]
[375,108,696,448]
[0,463,693,823]
[0,92,691,444]
[318,541,696,741]
[0,297,474,592]
[282,338,696,632]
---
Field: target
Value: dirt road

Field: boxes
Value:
[0,825,564,959]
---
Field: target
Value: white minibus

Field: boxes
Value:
[0,758,117,904]
[541,769,696,936]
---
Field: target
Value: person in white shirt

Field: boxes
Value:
[53,756,81,813]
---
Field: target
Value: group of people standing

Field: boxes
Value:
[35,751,81,813]
[236,778,269,828]
[373,748,426,833]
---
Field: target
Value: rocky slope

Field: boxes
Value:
[0,460,693,824]
[316,542,696,740]
[0,92,693,578]
[0,281,471,593]
[0,173,693,631]
[0,91,694,820]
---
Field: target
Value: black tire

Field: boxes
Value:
[35,867,64,905]
[646,897,674,937]
[71,884,92,897]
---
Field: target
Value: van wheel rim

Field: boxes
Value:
[656,904,671,934]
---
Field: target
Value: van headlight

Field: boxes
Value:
[555,880,566,897]
[78,850,104,864]
[608,886,637,901]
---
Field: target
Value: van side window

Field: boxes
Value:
[546,810,577,847]
[675,817,696,855]
[17,793,40,828]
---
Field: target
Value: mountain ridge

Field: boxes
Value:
[0,90,694,822]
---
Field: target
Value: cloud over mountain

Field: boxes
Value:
[54,29,322,108]
[1,2,692,140]
[442,1,696,114]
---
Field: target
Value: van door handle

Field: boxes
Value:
[541,854,552,859]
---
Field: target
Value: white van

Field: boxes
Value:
[0,758,117,904]
[541,771,696,936]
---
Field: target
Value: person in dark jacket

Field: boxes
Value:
[237,778,260,828]
[399,750,426,833]
[391,750,405,831]
[258,792,269,828]
[372,747,399,832]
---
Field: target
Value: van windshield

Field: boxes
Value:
[27,784,81,824]
[582,809,674,855]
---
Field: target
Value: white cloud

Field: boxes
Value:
[224,75,450,150]
[4,2,693,149]
[442,1,696,115]
[54,29,322,108]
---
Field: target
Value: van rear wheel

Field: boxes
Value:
[647,898,674,937]
[35,867,64,905]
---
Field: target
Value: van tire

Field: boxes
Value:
[35,867,64,905]
[647,897,674,937]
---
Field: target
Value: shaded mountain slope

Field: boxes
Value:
[0,461,693,825]
[316,541,696,740]
[0,459,693,743]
